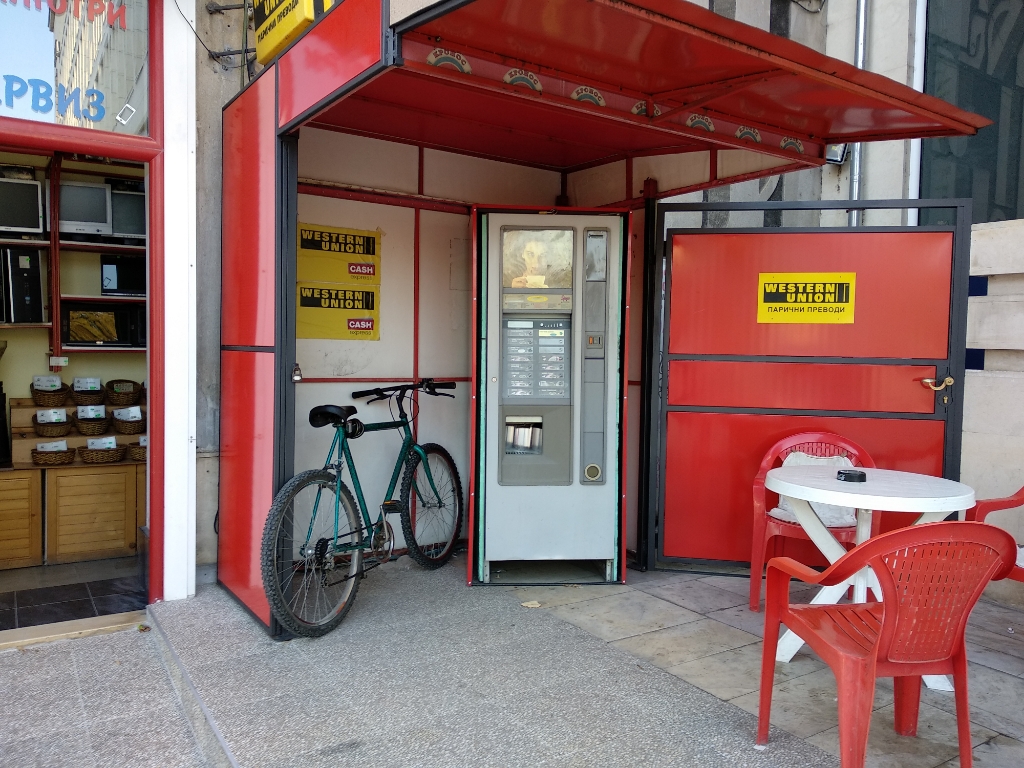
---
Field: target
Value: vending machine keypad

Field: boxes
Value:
[502,318,571,402]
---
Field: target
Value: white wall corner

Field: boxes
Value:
[163,0,199,600]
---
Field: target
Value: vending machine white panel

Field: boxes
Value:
[479,213,624,579]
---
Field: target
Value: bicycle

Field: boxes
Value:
[260,378,464,637]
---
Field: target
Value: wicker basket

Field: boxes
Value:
[113,416,147,435]
[127,442,147,462]
[74,415,111,436]
[32,414,72,438]
[71,387,104,406]
[30,383,70,408]
[31,448,76,466]
[78,445,127,464]
[105,379,142,406]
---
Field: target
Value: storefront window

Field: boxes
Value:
[921,1,1018,225]
[0,0,149,135]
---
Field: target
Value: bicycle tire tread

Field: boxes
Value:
[399,443,464,569]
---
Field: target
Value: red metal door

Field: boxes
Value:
[653,223,967,564]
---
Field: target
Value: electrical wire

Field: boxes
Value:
[790,0,826,12]
[172,0,250,69]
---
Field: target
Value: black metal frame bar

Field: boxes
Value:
[638,198,972,571]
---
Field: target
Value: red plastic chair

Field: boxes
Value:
[750,432,878,611]
[757,521,1018,768]
[965,484,1024,583]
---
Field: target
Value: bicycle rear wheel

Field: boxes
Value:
[399,443,463,569]
[261,470,363,637]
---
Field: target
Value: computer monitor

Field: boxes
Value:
[59,181,112,235]
[111,189,146,239]
[0,178,43,234]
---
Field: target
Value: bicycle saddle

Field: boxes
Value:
[308,404,357,428]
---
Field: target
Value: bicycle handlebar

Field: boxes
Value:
[351,378,456,401]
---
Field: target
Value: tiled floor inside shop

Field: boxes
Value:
[0,556,146,630]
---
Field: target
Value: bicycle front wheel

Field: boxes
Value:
[261,469,363,637]
[399,443,464,569]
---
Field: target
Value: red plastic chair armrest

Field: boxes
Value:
[967,485,1024,522]
[766,556,825,585]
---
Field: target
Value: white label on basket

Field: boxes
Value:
[37,440,68,452]
[87,437,117,450]
[36,409,67,424]
[33,375,62,391]
[111,381,134,393]
[114,406,143,422]
[139,436,148,447]
[73,377,101,392]
[77,405,106,419]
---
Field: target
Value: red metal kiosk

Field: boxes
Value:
[219,0,987,632]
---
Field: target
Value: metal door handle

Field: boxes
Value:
[921,376,954,391]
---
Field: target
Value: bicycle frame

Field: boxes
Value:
[303,395,445,556]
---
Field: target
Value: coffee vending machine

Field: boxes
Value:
[475,212,625,582]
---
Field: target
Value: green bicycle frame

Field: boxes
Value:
[301,410,445,556]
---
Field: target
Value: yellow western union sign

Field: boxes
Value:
[255,0,332,65]
[757,272,856,324]
[297,224,381,286]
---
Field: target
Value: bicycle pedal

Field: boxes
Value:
[381,500,403,515]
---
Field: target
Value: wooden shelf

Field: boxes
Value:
[0,238,49,249]
[61,294,146,303]
[0,323,51,329]
[58,240,146,255]
[61,345,146,353]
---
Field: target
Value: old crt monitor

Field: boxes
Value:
[59,181,112,235]
[111,190,146,239]
[0,178,43,234]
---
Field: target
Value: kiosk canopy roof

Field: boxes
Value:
[306,0,987,172]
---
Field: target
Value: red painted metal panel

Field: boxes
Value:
[222,67,277,348]
[669,232,953,359]
[662,412,946,562]
[218,350,276,625]
[414,0,987,141]
[277,0,382,128]
[668,361,937,413]
[311,69,703,171]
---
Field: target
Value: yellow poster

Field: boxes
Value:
[757,272,856,324]
[296,282,379,340]
[297,224,381,285]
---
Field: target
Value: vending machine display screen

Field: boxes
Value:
[501,229,573,289]
[502,318,571,402]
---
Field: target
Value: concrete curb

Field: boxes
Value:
[147,606,241,768]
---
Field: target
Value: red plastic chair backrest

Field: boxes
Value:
[755,432,877,488]
[829,522,1018,664]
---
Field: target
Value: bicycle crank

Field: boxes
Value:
[370,520,394,565]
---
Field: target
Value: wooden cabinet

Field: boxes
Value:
[45,464,138,564]
[0,470,43,569]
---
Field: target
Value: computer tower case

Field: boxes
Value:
[3,248,45,323]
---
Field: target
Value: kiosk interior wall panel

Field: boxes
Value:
[662,411,946,562]
[417,210,472,379]
[422,149,561,205]
[717,150,794,179]
[294,195,415,378]
[218,350,275,623]
[298,128,419,194]
[414,382,471,538]
[566,160,627,208]
[277,0,382,128]
[633,153,711,198]
[669,231,954,358]
[222,66,277,348]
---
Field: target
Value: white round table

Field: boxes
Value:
[764,465,975,691]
